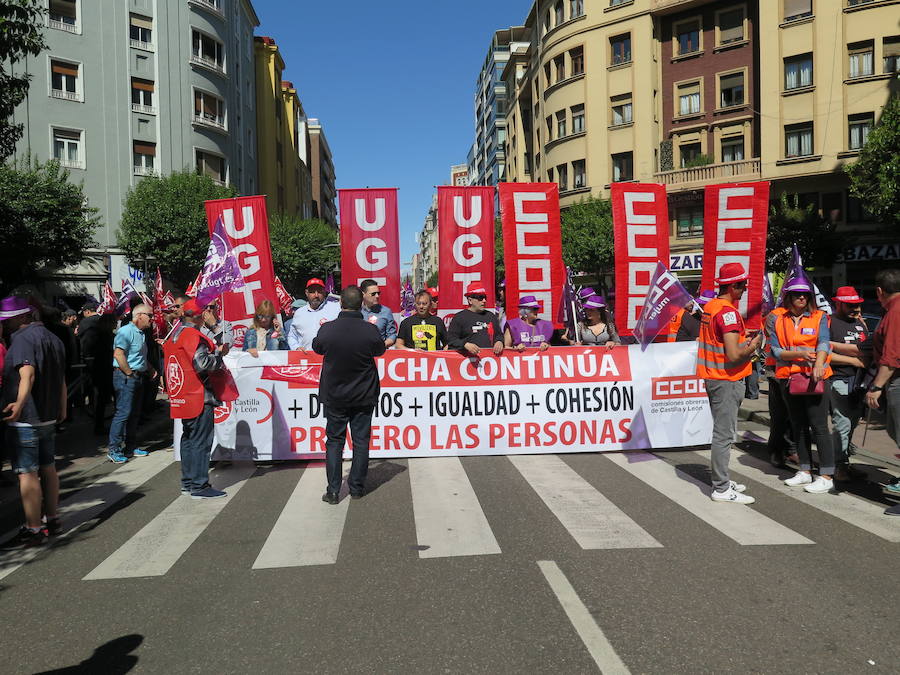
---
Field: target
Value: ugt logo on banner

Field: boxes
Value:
[438,186,496,311]
[339,188,401,310]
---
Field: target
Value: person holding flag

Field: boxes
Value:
[569,296,620,347]
[697,263,761,504]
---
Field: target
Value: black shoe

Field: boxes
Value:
[769,452,786,468]
[321,491,339,505]
[8,526,48,548]
[350,490,365,500]
[885,503,900,516]
[44,517,63,535]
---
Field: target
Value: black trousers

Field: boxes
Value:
[781,379,836,475]
[324,405,374,495]
[767,376,796,459]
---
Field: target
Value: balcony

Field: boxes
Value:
[190,54,225,75]
[192,114,227,133]
[51,89,81,102]
[132,103,157,115]
[56,158,84,170]
[654,157,761,190]
[130,39,154,51]
[133,166,155,176]
[188,0,224,17]
[49,18,78,33]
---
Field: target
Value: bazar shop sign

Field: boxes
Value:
[836,244,900,263]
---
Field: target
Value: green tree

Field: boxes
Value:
[118,170,236,289]
[494,216,504,283]
[845,95,900,230]
[0,0,47,161]
[766,192,840,271]
[425,270,438,288]
[0,155,98,293]
[560,196,614,280]
[268,213,339,295]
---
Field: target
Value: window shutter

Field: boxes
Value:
[883,37,900,58]
[130,14,152,29]
[720,72,743,91]
[784,0,811,19]
[719,10,743,43]
[132,78,154,92]
[51,61,79,77]
[133,142,156,156]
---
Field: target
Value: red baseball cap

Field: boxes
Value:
[181,298,203,316]
[425,286,438,299]
[464,283,487,297]
[833,286,863,304]
[716,263,748,285]
[306,278,325,289]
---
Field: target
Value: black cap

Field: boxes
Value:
[80,301,98,312]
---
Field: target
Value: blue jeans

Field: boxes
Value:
[180,404,215,492]
[7,425,56,474]
[830,377,862,463]
[109,370,144,453]
[324,405,374,494]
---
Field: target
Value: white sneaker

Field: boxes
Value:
[784,471,812,487]
[729,481,747,493]
[711,487,756,504]
[804,476,834,494]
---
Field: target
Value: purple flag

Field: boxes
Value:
[196,216,246,306]
[324,274,335,294]
[400,278,415,317]
[555,267,578,337]
[633,262,693,351]
[116,279,139,315]
[762,273,774,315]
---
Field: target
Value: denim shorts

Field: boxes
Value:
[7,424,56,474]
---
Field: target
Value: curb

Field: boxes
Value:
[739,405,900,470]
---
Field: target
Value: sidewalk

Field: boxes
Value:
[739,381,900,469]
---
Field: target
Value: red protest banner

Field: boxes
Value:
[438,185,496,311]
[700,182,770,330]
[611,182,670,336]
[498,183,566,327]
[338,188,401,310]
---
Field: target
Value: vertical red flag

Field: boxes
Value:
[611,183,670,336]
[204,196,278,345]
[498,183,566,327]
[273,275,294,315]
[700,182,770,330]
[338,188,401,310]
[437,185,496,311]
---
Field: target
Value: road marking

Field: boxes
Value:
[537,560,631,675]
[727,452,900,542]
[83,463,255,580]
[408,456,500,559]
[253,463,350,569]
[606,452,813,546]
[0,450,174,581]
[509,455,662,550]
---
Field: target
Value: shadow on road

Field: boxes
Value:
[35,633,143,674]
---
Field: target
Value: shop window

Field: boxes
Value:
[676,207,704,238]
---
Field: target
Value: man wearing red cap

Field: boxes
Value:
[697,263,761,504]
[447,283,504,356]
[828,286,869,480]
[287,277,340,350]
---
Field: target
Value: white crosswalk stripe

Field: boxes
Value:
[83,463,255,580]
[509,455,662,550]
[606,452,814,546]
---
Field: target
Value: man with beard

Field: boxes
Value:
[447,283,504,356]
[287,278,340,350]
[397,290,448,350]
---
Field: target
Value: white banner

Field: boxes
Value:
[187,344,712,460]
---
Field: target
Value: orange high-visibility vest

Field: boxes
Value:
[665,308,685,342]
[773,310,833,380]
[696,298,752,381]
[763,307,788,368]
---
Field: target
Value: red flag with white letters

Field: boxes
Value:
[338,188,401,310]
[611,183,670,336]
[498,183,566,327]
[438,186,496,311]
[700,182,770,330]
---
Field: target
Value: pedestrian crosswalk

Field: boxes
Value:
[0,448,896,583]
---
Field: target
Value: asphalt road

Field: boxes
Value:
[1,421,898,674]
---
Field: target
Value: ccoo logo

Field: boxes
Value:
[166,355,185,396]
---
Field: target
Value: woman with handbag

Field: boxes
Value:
[770,276,835,494]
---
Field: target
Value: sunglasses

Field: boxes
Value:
[468,295,487,301]
[256,314,274,320]
[368,291,381,296]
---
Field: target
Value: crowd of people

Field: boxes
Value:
[2,263,899,546]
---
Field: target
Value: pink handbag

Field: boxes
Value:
[788,372,824,395]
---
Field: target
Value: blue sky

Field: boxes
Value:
[251,0,529,270]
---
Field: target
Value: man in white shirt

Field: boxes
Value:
[287,278,340,350]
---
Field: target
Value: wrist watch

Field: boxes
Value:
[869,385,884,392]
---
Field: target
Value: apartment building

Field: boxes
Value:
[308,118,337,226]
[450,163,469,186]
[12,0,260,295]
[418,194,439,286]
[254,36,313,219]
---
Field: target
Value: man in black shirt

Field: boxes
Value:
[828,287,869,481]
[397,290,448,350]
[447,283,504,356]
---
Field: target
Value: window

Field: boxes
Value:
[571,0,584,18]
[196,149,226,183]
[570,47,584,76]
[133,141,155,174]
[676,207,704,238]
[554,54,565,82]
[679,142,702,167]
[571,104,585,133]
[192,30,225,71]
[52,128,81,167]
[129,14,152,45]
[677,80,701,116]
[543,9,551,35]
[848,113,874,150]
[611,94,633,125]
[547,167,554,183]
[721,136,745,162]
[49,0,77,30]
[611,34,631,65]
[821,192,843,224]
[783,0,812,21]
[717,7,745,45]
[785,122,814,157]
[557,163,568,191]
[544,62,552,86]
[131,78,154,110]
[546,115,553,139]
[675,19,701,56]
[50,60,78,100]
[612,152,633,181]
[556,111,567,139]
[719,72,744,108]
[848,41,874,78]
[573,159,586,188]
[194,90,225,128]
[885,37,900,73]
[555,0,564,26]
[784,54,813,89]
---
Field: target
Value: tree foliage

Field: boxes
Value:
[0,155,98,293]
[268,213,339,295]
[494,216,504,283]
[118,170,236,289]
[560,196,614,279]
[0,0,47,161]
[845,95,900,230]
[766,192,840,271]
[425,270,438,288]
